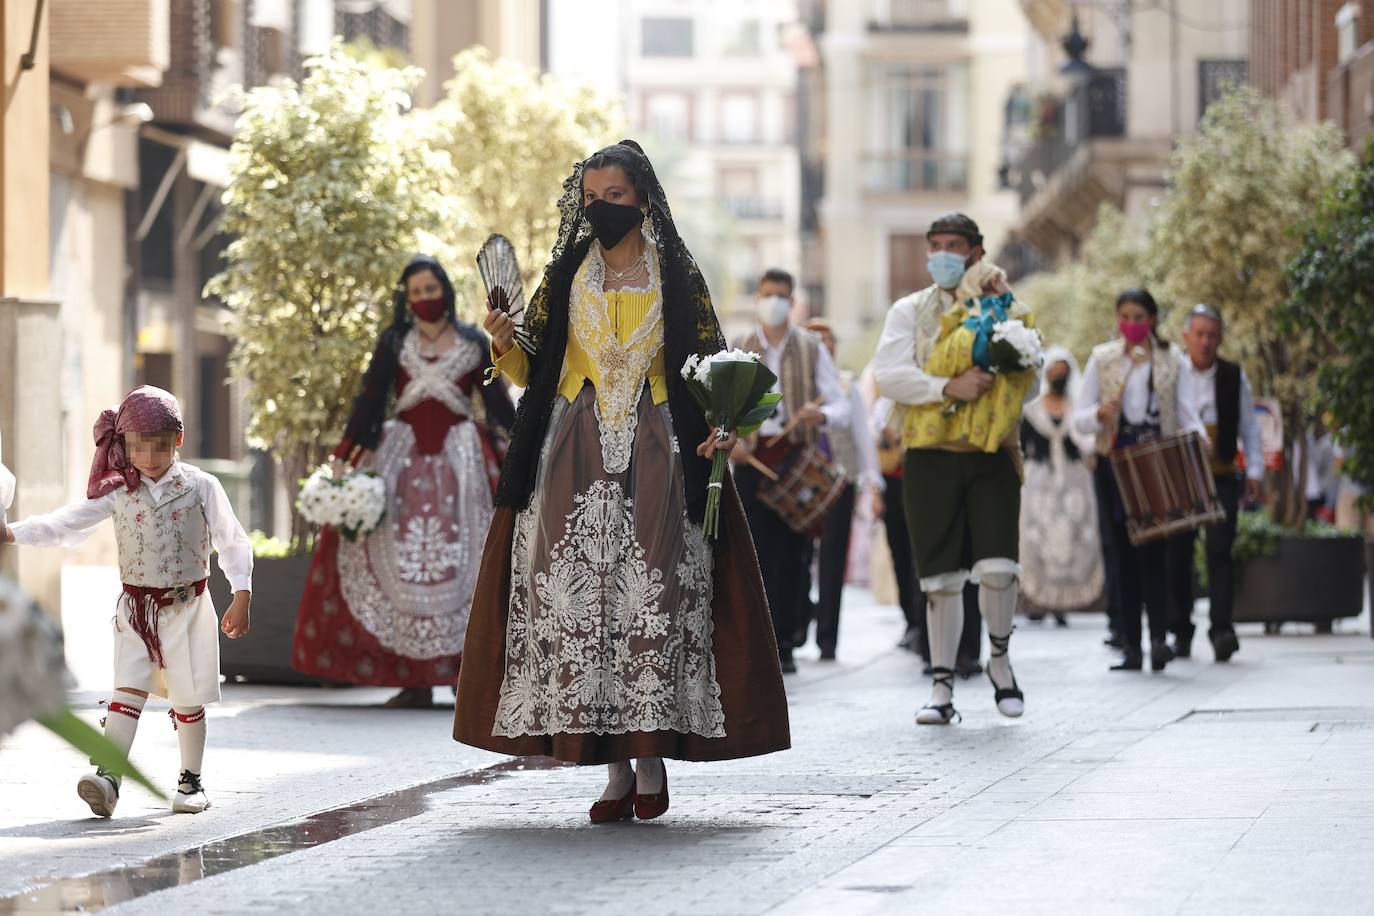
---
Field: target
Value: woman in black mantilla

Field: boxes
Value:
[453,141,790,823]
[293,255,516,707]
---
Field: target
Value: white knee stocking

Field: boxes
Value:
[917,589,964,720]
[171,707,207,776]
[100,691,146,780]
[600,761,634,801]
[977,569,1024,717]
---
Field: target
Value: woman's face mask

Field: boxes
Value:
[927,250,968,290]
[757,295,791,328]
[585,199,645,250]
[411,296,447,322]
[1118,318,1152,345]
[1048,376,1069,396]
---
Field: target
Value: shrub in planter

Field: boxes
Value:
[1196,512,1367,629]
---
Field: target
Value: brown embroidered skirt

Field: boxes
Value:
[454,387,790,764]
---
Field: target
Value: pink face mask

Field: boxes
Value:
[1119,319,1152,345]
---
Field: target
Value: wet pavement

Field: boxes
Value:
[0,758,562,913]
[3,584,1373,915]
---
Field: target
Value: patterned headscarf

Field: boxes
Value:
[87,386,183,499]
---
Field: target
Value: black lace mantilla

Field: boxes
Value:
[494,140,725,524]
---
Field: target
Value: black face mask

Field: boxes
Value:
[585,199,644,250]
[1048,377,1069,396]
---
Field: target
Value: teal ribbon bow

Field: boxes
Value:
[963,292,1013,370]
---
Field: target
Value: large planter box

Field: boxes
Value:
[1233,535,1367,628]
[210,553,325,685]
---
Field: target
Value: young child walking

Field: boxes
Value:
[2,386,252,817]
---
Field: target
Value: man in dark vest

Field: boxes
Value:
[732,268,849,674]
[1168,304,1264,661]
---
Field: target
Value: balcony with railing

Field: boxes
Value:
[867,0,969,33]
[724,196,785,221]
[862,151,969,194]
[1014,69,1126,205]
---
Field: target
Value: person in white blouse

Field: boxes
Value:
[1165,304,1264,662]
[1075,290,1204,672]
[2,386,252,818]
[731,268,850,673]
[798,318,883,661]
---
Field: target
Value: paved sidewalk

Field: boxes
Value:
[3,586,1373,915]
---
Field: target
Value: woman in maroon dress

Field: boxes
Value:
[293,255,515,706]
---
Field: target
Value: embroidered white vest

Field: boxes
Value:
[111,469,211,587]
[1091,338,1180,455]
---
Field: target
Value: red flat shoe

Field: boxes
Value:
[634,771,669,821]
[589,786,635,824]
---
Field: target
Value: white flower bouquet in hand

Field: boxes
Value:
[681,349,783,539]
[298,466,387,541]
[987,319,1044,374]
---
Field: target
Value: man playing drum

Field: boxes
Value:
[874,213,1036,726]
[1166,304,1264,662]
[731,268,850,674]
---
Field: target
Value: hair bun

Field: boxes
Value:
[618,139,646,154]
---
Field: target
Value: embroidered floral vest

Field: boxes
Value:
[111,469,211,587]
[1091,338,1180,455]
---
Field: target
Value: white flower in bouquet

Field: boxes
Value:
[989,319,1044,372]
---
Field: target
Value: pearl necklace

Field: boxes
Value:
[604,250,649,285]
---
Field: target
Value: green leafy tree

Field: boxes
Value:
[207,42,455,545]
[426,48,623,304]
[1144,86,1354,526]
[1281,138,1374,516]
[1017,203,1148,365]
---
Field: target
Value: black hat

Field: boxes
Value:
[927,213,983,248]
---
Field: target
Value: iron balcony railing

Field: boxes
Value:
[861,151,969,194]
[1015,69,1126,204]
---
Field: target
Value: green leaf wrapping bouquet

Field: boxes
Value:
[680,350,784,539]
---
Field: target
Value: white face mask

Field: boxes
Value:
[757,295,791,328]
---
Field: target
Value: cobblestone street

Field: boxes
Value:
[3,586,1373,915]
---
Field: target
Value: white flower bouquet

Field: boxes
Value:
[681,349,783,539]
[987,318,1044,373]
[298,466,387,541]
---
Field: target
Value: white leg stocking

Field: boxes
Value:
[978,570,1024,717]
[915,589,964,725]
[97,690,146,786]
[635,756,665,795]
[172,707,207,776]
[600,761,635,801]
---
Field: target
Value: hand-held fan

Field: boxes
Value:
[476,234,534,356]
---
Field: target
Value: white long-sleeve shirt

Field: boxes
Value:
[1183,360,1265,481]
[754,325,851,438]
[873,286,954,407]
[1073,347,1205,441]
[10,462,254,593]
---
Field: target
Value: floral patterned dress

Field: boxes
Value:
[292,329,505,687]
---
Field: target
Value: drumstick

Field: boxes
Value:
[745,454,781,483]
[765,399,825,449]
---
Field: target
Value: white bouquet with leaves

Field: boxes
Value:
[298,466,387,541]
[680,350,783,539]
